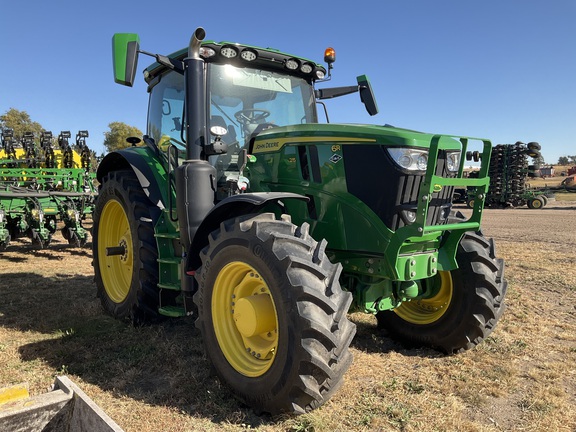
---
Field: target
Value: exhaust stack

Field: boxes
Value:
[184,27,207,161]
[188,27,206,60]
[177,27,216,264]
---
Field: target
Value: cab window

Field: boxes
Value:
[147,71,185,150]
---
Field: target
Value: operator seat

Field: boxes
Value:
[227,124,238,144]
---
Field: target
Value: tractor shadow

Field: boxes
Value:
[0,237,92,261]
[17,320,271,427]
[0,271,274,428]
[33,245,92,260]
[1,253,437,428]
[349,314,442,359]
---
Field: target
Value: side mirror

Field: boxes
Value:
[357,75,379,116]
[112,33,140,87]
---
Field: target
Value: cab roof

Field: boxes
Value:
[143,40,326,84]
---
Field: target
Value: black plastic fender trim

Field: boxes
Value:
[187,192,308,269]
[96,150,166,212]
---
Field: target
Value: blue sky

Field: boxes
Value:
[1,1,574,164]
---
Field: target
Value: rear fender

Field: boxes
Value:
[187,192,308,269]
[96,148,168,214]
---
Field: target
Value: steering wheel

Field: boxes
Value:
[234,109,271,125]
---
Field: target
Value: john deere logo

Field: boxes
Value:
[329,154,342,164]
[433,184,443,192]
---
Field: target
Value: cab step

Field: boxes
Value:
[155,232,180,239]
[158,305,187,317]
[158,282,180,291]
[157,257,181,265]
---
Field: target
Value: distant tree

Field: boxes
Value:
[569,155,576,165]
[0,108,44,139]
[558,156,569,165]
[103,122,143,152]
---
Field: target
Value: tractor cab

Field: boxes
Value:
[148,61,316,136]
[140,40,373,199]
[145,61,319,198]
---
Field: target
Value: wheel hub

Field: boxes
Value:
[212,262,278,376]
[394,271,453,324]
[98,199,133,304]
[233,294,275,338]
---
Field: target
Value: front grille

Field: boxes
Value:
[343,145,455,231]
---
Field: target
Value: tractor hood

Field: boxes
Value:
[246,121,489,252]
[250,123,463,154]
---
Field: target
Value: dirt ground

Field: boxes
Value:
[455,199,576,431]
[0,199,575,432]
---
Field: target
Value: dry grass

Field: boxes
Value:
[555,192,576,202]
[1,201,575,432]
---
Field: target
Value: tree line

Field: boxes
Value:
[0,108,142,154]
[557,156,576,166]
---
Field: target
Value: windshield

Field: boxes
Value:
[209,63,317,147]
[146,63,317,152]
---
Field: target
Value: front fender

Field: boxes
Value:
[187,192,308,269]
[97,147,169,211]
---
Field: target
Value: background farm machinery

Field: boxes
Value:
[457,141,550,209]
[0,128,97,249]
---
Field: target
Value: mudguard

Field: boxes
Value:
[187,192,308,269]
[96,148,168,212]
[98,150,309,269]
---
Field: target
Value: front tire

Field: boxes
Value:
[377,231,507,354]
[194,213,355,415]
[92,170,161,323]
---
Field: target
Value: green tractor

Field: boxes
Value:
[94,28,507,415]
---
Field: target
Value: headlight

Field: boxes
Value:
[446,151,461,172]
[300,63,314,74]
[285,58,299,70]
[387,148,429,171]
[240,49,257,62]
[199,47,216,58]
[220,46,238,59]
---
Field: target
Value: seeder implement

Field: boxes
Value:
[0,129,97,249]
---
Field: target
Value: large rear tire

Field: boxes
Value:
[377,231,507,354]
[92,170,161,323]
[194,213,355,414]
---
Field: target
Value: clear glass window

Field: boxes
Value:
[147,71,186,150]
[147,62,317,152]
[208,63,316,147]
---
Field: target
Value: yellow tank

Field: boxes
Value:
[0,148,83,168]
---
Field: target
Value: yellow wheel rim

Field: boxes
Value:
[212,262,279,377]
[394,271,453,325]
[98,199,133,304]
